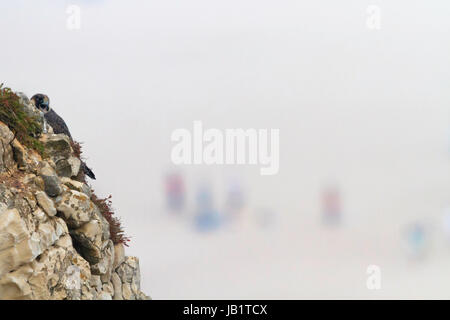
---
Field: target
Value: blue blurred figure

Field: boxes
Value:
[405,222,428,260]
[194,183,221,232]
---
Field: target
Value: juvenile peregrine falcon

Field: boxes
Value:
[31,93,96,180]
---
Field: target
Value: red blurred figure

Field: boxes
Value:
[165,172,185,213]
[321,184,342,225]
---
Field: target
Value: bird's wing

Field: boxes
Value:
[45,110,73,139]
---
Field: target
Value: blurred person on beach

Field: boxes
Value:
[194,183,222,232]
[321,184,342,226]
[404,222,428,260]
[165,172,186,213]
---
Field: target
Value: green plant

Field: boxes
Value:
[91,192,131,246]
[0,84,46,157]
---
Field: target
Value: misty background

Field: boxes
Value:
[1,0,450,298]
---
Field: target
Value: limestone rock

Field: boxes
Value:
[39,165,62,197]
[122,282,132,300]
[0,106,149,300]
[89,275,102,292]
[111,272,123,300]
[40,134,72,163]
[116,256,149,300]
[91,240,114,282]
[98,292,112,300]
[102,282,114,296]
[56,156,81,178]
[0,209,28,252]
[35,191,57,217]
[113,243,125,269]
[71,219,103,264]
[32,208,47,222]
[11,140,41,173]
[0,122,15,173]
[0,264,33,300]
[0,209,35,278]
[55,190,94,229]
[55,234,72,249]
[60,177,90,196]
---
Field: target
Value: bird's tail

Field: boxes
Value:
[81,161,96,180]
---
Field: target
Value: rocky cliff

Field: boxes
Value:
[0,89,149,300]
